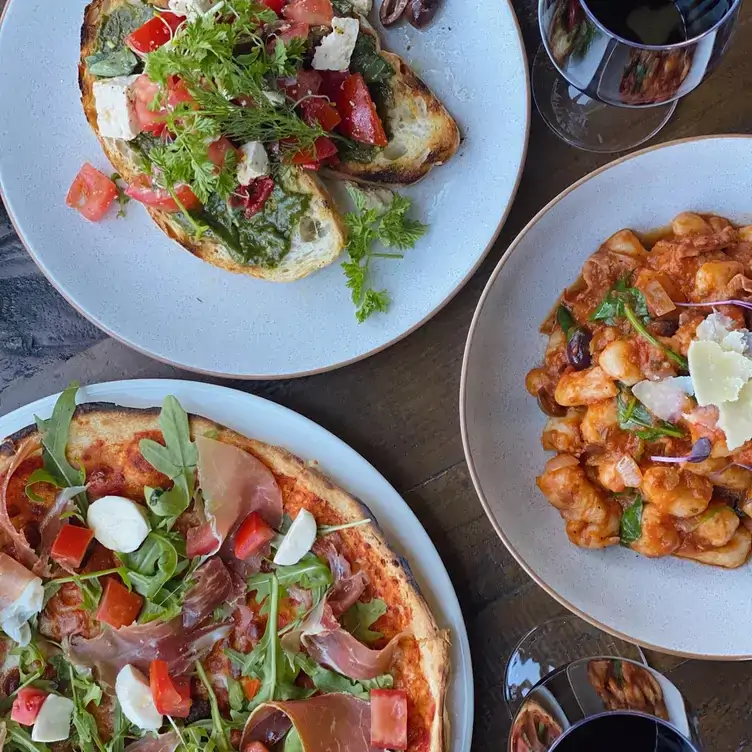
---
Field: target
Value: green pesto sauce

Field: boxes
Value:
[94,2,156,54]
[133,136,307,269]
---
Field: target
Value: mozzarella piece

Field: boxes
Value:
[116,665,163,731]
[312,17,360,71]
[273,509,317,566]
[31,695,74,743]
[168,0,214,18]
[350,0,373,13]
[688,340,752,407]
[93,75,143,141]
[631,377,694,422]
[0,554,43,647]
[719,380,752,450]
[87,496,149,553]
[237,142,269,186]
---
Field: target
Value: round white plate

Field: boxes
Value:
[461,135,752,659]
[0,0,529,379]
[0,378,473,746]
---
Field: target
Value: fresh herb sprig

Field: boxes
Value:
[342,185,426,322]
[619,494,644,546]
[591,278,687,370]
[110,173,131,218]
[616,388,685,441]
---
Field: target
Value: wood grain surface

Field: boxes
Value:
[2,0,752,749]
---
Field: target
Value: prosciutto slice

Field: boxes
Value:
[0,437,42,569]
[187,437,283,557]
[182,557,244,628]
[0,553,43,646]
[327,570,369,617]
[66,617,232,687]
[35,485,88,577]
[124,731,180,752]
[282,600,405,682]
[241,695,372,752]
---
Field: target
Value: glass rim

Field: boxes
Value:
[579,0,742,51]
[548,709,700,752]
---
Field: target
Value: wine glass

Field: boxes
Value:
[505,616,701,751]
[533,0,742,153]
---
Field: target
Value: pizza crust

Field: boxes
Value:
[0,402,450,752]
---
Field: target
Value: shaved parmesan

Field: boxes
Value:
[718,380,752,450]
[632,377,694,421]
[688,340,752,406]
[696,312,748,353]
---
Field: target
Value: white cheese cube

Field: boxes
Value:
[312,17,360,72]
[93,75,143,141]
[237,142,269,185]
[351,0,372,13]
[87,495,150,553]
[32,695,74,743]
[168,0,214,18]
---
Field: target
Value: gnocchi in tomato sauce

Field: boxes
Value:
[528,212,752,568]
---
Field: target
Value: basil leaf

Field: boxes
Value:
[591,277,649,326]
[34,383,88,515]
[556,305,575,339]
[616,388,684,440]
[342,598,387,643]
[139,396,197,529]
[293,653,392,699]
[620,495,644,546]
[120,532,180,599]
[86,47,139,77]
[349,34,394,85]
[283,729,304,752]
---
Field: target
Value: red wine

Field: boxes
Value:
[583,0,687,45]
[551,713,696,752]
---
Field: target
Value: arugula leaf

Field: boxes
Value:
[5,720,50,752]
[139,396,197,530]
[247,553,332,606]
[342,598,387,643]
[45,567,132,611]
[24,469,64,504]
[34,383,88,515]
[317,519,371,536]
[104,704,132,752]
[137,556,199,625]
[620,495,644,546]
[591,278,687,370]
[11,638,46,684]
[119,532,182,598]
[342,185,426,323]
[86,47,139,77]
[293,653,392,699]
[196,661,232,752]
[616,388,684,440]
[283,729,305,752]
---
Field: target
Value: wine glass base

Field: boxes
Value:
[504,614,647,718]
[532,46,677,154]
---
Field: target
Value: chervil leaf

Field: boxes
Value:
[342,598,387,643]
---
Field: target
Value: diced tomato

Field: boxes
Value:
[234,511,277,560]
[208,137,240,170]
[299,98,341,131]
[50,524,95,570]
[240,677,261,701]
[282,0,333,26]
[370,690,408,750]
[230,177,276,219]
[125,12,185,54]
[125,175,201,213]
[338,74,388,147]
[11,688,48,726]
[317,70,348,100]
[278,20,310,43]
[261,0,287,15]
[149,660,192,718]
[96,579,143,629]
[287,135,338,169]
[133,75,168,135]
[186,523,219,558]
[280,69,321,100]
[66,164,119,222]
[166,76,195,110]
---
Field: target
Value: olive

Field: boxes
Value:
[380,0,409,25]
[537,388,566,417]
[566,327,592,370]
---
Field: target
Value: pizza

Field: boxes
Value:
[0,386,448,752]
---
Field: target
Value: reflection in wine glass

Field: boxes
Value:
[533,0,742,153]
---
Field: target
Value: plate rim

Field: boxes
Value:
[0,0,531,381]
[459,133,752,661]
[0,377,475,747]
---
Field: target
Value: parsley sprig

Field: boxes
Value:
[342,185,426,322]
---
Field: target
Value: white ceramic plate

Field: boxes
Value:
[461,135,752,659]
[0,0,529,379]
[0,378,473,746]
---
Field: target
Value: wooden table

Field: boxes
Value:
[2,1,752,749]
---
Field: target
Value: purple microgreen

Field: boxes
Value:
[734,462,752,472]
[676,300,752,311]
[650,437,712,465]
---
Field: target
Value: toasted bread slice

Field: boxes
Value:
[79,0,346,282]
[329,50,460,186]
